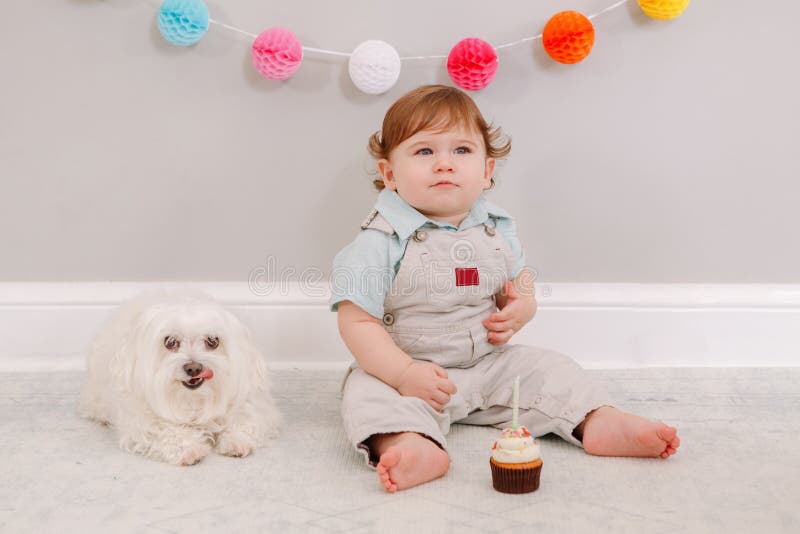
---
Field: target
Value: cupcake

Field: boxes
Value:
[489,425,542,494]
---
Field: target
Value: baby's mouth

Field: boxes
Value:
[181,368,214,390]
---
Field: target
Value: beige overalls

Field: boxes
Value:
[341,211,611,464]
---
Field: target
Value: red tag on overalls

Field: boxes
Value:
[455,267,479,286]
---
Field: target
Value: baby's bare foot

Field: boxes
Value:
[581,406,680,459]
[374,433,450,493]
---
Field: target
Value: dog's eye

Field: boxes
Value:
[204,337,219,350]
[164,336,180,351]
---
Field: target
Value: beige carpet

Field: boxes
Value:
[1,367,798,533]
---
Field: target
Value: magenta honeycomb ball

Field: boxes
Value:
[446,38,498,91]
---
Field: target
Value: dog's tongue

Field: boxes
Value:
[198,368,214,380]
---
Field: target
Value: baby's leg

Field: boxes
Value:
[458,345,611,445]
[341,367,453,493]
[368,432,450,493]
[574,406,680,458]
[459,345,679,458]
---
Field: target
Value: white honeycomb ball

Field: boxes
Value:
[348,40,401,95]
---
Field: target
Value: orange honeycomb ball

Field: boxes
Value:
[542,10,595,65]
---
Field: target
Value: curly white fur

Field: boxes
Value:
[79,291,281,465]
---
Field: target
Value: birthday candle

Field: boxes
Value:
[512,375,520,429]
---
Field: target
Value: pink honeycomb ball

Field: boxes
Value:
[446,38,498,91]
[251,27,303,80]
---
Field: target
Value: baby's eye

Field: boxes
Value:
[454,146,472,154]
[415,148,433,156]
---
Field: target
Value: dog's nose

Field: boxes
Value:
[183,361,203,377]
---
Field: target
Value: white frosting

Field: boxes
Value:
[491,426,541,464]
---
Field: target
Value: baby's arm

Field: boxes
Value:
[337,301,457,412]
[485,267,538,345]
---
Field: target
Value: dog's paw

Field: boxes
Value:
[174,442,211,466]
[215,431,256,458]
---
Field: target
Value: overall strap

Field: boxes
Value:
[483,214,499,236]
[360,209,396,237]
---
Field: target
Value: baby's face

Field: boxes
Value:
[378,127,495,226]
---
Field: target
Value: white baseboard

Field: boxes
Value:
[1,282,799,371]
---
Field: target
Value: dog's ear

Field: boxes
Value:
[109,338,137,392]
[223,310,269,393]
[109,309,158,393]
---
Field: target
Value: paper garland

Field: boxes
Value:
[155,0,691,93]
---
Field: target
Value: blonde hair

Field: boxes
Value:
[368,85,511,191]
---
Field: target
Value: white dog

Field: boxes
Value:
[79,291,280,465]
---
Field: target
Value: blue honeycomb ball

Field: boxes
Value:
[157,0,210,46]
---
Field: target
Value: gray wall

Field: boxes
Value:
[2,0,798,283]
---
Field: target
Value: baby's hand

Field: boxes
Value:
[484,280,538,345]
[395,362,457,412]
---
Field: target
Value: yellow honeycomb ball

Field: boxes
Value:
[638,0,690,20]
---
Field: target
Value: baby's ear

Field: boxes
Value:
[484,157,496,180]
[377,159,396,190]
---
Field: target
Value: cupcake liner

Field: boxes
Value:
[490,459,542,494]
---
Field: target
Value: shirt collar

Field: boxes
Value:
[374,189,511,241]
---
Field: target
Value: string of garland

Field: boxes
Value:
[155,0,690,94]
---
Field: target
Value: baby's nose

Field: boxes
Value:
[435,157,454,171]
[183,361,204,377]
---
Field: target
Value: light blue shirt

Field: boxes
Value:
[329,189,526,319]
